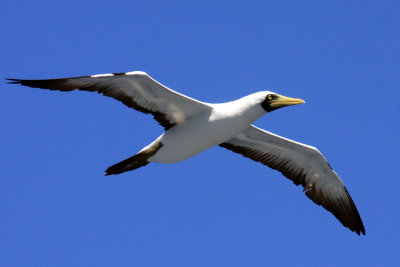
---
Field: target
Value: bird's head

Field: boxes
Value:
[260,92,305,112]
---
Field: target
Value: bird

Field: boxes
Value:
[7,71,365,235]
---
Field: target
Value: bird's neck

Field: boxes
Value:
[215,96,266,124]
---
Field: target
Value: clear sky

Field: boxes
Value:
[2,0,399,266]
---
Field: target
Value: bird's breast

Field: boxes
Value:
[148,111,252,163]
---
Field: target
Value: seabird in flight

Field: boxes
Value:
[7,71,365,235]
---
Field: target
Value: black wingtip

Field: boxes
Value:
[104,169,119,176]
[356,229,366,236]
[349,211,365,236]
[104,168,117,176]
[6,78,22,84]
[359,226,366,236]
[358,222,366,235]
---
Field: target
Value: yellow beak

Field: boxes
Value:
[269,94,305,109]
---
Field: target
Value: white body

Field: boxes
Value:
[148,94,267,163]
[9,71,365,235]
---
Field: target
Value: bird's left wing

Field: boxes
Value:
[219,125,365,235]
[7,71,210,129]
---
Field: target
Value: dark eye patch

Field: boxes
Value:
[266,94,275,101]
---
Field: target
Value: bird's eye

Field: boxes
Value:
[267,94,274,100]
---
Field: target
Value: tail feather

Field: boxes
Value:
[105,153,150,175]
[105,142,163,176]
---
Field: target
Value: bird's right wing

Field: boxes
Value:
[8,71,210,130]
[219,125,365,235]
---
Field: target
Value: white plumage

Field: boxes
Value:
[8,71,365,235]
[149,92,270,163]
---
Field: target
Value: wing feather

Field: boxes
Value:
[220,125,365,235]
[7,71,209,129]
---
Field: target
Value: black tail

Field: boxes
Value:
[105,142,163,176]
[105,153,151,175]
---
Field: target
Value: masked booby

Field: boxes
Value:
[7,71,365,235]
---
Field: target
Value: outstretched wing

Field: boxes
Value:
[220,125,365,235]
[8,71,210,129]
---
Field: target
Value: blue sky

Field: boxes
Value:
[1,0,399,266]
